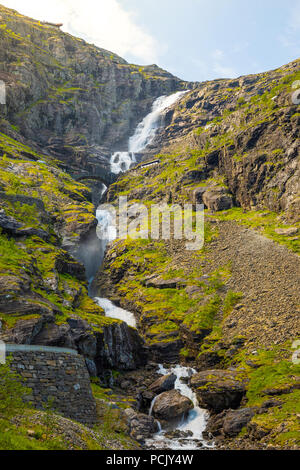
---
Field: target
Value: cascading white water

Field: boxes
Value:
[95,208,117,244]
[110,90,188,174]
[91,91,214,450]
[95,91,188,325]
[149,395,159,417]
[94,207,138,328]
[110,152,136,174]
[146,364,213,450]
[94,297,137,328]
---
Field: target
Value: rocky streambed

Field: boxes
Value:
[92,290,214,449]
[84,204,215,449]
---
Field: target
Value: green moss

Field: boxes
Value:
[246,357,300,406]
[148,320,179,335]
[183,294,221,331]
[223,290,243,316]
[0,231,31,275]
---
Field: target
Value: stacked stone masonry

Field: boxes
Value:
[7,346,97,426]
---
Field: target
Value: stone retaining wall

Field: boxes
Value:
[6,345,97,426]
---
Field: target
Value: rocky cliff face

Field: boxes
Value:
[0,3,299,451]
[0,4,181,374]
[124,59,300,219]
[0,141,146,372]
[96,59,300,449]
[0,4,187,183]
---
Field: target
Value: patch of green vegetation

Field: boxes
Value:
[0,230,31,275]
[242,349,300,406]
[0,362,66,450]
[183,294,221,332]
[0,417,68,450]
[227,342,300,448]
[148,320,179,335]
[107,235,231,344]
[223,290,243,316]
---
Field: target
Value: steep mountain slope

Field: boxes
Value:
[95,59,300,449]
[0,4,187,181]
[0,3,299,451]
[0,5,156,375]
[115,58,300,219]
[0,141,146,373]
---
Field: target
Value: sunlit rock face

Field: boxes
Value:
[0,4,188,180]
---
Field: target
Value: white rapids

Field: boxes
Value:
[146,364,213,450]
[110,90,188,174]
[94,208,137,326]
[95,207,117,244]
[95,91,188,326]
[91,91,215,450]
[94,297,137,328]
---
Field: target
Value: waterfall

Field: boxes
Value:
[94,90,188,324]
[110,90,188,174]
[145,364,213,450]
[88,91,214,450]
[110,152,135,174]
[149,395,159,417]
[149,395,162,435]
[94,297,137,328]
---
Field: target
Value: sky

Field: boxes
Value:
[2,0,300,81]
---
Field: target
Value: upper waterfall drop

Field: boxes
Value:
[110,90,188,174]
[96,90,188,328]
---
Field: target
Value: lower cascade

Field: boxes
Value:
[94,297,137,329]
[146,365,213,450]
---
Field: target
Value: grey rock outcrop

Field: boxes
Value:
[152,389,193,421]
[0,4,188,182]
[125,408,159,441]
[191,369,246,413]
[149,373,177,394]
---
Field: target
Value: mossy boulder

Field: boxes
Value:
[191,369,247,412]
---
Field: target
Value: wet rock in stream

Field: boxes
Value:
[152,389,194,421]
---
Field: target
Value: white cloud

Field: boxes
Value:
[213,63,238,78]
[289,2,300,31]
[278,2,300,54]
[1,0,160,64]
[212,49,224,60]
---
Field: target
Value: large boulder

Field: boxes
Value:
[204,407,256,439]
[137,390,156,413]
[152,389,193,421]
[223,408,256,437]
[191,369,246,413]
[149,373,177,394]
[202,188,233,212]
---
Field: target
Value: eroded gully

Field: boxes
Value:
[88,91,213,450]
